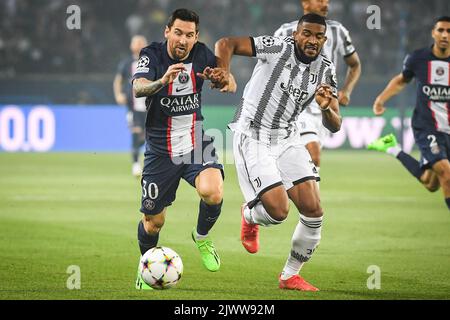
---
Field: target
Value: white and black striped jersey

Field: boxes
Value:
[275,19,354,115]
[229,35,337,145]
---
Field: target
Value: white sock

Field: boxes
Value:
[386,145,402,157]
[244,203,283,227]
[280,214,322,280]
[195,230,208,240]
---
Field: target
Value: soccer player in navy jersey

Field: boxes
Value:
[368,16,450,210]
[131,8,235,289]
[114,35,148,177]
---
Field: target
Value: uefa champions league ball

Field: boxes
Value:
[140,246,183,289]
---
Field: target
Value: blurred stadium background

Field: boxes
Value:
[0,0,449,300]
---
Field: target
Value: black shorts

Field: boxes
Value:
[127,111,146,130]
[414,129,450,169]
[139,138,224,215]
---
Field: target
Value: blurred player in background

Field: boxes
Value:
[274,0,360,172]
[114,35,148,177]
[216,13,341,291]
[132,8,235,289]
[368,16,450,210]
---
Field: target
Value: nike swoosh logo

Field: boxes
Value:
[434,78,445,82]
[175,87,188,92]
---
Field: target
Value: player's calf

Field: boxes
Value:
[138,213,165,255]
[420,169,440,192]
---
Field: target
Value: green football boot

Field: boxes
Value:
[135,258,153,290]
[367,133,398,152]
[191,228,221,272]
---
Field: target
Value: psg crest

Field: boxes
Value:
[436,67,445,76]
[178,71,190,84]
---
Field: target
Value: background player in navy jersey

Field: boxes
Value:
[131,8,235,289]
[114,35,148,177]
[368,16,450,210]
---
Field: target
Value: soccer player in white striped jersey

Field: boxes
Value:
[274,0,361,171]
[215,13,342,291]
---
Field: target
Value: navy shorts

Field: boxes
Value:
[131,111,146,129]
[414,129,450,169]
[139,137,224,215]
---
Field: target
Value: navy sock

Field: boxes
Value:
[137,220,159,255]
[132,133,140,163]
[446,198,450,210]
[397,151,425,180]
[197,200,222,236]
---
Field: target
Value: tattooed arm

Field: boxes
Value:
[133,63,186,98]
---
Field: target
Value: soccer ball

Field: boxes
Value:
[140,246,183,289]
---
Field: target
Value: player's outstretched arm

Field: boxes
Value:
[214,37,255,71]
[339,52,361,106]
[113,74,127,105]
[133,63,186,98]
[373,73,410,116]
[316,84,342,133]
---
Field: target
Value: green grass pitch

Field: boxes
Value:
[0,151,449,300]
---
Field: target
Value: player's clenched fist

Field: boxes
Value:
[315,84,333,110]
[372,98,386,116]
[161,63,186,85]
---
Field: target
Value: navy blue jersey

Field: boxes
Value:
[402,47,450,133]
[132,41,217,157]
[117,56,147,112]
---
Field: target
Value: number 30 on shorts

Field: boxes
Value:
[142,180,159,199]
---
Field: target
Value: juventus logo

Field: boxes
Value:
[310,73,318,85]
[254,177,262,188]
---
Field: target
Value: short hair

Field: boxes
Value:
[434,16,450,27]
[297,13,327,31]
[167,8,200,32]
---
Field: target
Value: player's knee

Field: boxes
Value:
[198,183,223,205]
[301,202,323,218]
[424,182,440,192]
[264,201,289,222]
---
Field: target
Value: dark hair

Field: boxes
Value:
[434,16,450,27]
[297,13,327,30]
[167,8,199,32]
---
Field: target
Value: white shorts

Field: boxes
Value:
[233,131,320,205]
[297,111,330,147]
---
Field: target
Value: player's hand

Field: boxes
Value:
[338,90,350,106]
[197,67,236,93]
[315,84,333,110]
[373,98,386,116]
[197,67,226,87]
[115,93,127,105]
[161,63,186,85]
[219,72,237,93]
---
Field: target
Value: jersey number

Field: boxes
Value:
[142,180,159,199]
[427,135,437,148]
